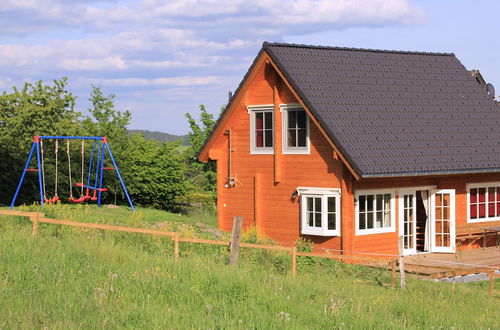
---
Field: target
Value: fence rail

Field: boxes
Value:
[0,210,497,295]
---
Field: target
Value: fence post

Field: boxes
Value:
[398,236,406,289]
[31,213,39,237]
[173,233,180,262]
[229,216,243,267]
[489,271,496,296]
[291,247,297,276]
[391,260,397,288]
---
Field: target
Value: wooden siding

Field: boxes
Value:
[205,52,500,256]
[208,57,344,251]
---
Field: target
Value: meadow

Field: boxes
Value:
[0,205,498,329]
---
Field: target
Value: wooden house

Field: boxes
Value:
[198,42,500,256]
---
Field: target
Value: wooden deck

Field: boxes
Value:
[403,247,500,278]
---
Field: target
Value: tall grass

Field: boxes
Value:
[8,203,218,232]
[0,215,498,329]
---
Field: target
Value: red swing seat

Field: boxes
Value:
[69,195,86,203]
[44,195,59,203]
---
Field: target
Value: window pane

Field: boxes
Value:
[479,204,486,218]
[443,194,450,207]
[489,203,495,217]
[297,110,306,128]
[288,129,296,147]
[470,204,477,219]
[256,131,263,147]
[367,212,374,229]
[264,130,273,147]
[255,112,263,129]
[443,206,449,220]
[367,195,374,211]
[479,188,486,203]
[376,194,383,211]
[376,211,382,228]
[435,194,442,207]
[328,213,336,230]
[359,213,366,229]
[315,197,322,213]
[435,207,442,219]
[308,212,314,227]
[489,187,496,202]
[327,197,336,213]
[307,197,313,211]
[384,194,391,210]
[315,211,322,227]
[264,112,272,129]
[359,195,366,212]
[288,110,296,129]
[470,189,477,203]
[297,129,306,147]
[384,211,390,227]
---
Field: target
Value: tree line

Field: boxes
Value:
[0,78,217,211]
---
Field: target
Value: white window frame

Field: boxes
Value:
[466,182,500,223]
[247,105,274,154]
[298,187,341,236]
[355,189,396,236]
[280,104,310,154]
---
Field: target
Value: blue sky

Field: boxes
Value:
[0,0,498,134]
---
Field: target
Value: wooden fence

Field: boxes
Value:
[1,210,497,295]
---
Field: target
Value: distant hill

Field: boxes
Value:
[128,129,190,146]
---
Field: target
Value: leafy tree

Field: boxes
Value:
[184,105,219,193]
[0,78,80,204]
[124,134,186,210]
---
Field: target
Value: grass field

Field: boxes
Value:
[0,205,499,328]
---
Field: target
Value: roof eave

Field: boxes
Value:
[362,168,500,179]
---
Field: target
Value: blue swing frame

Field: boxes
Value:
[10,136,135,211]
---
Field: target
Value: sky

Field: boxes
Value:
[0,0,498,135]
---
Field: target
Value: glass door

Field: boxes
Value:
[430,189,455,253]
[399,191,417,255]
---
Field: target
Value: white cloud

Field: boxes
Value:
[0,0,426,133]
[78,76,218,87]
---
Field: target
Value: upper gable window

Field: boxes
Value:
[247,105,274,154]
[280,104,309,154]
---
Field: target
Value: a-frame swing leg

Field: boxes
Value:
[10,140,41,209]
[36,139,44,207]
[97,141,105,207]
[104,142,135,211]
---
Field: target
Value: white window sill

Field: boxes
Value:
[467,217,500,223]
[283,149,310,155]
[250,149,274,155]
[355,227,395,236]
[301,229,340,237]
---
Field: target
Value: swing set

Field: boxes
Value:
[10,136,134,211]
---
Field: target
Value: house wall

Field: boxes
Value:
[206,56,500,256]
[209,59,344,251]
[352,172,500,253]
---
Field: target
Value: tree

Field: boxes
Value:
[0,78,80,204]
[184,105,219,193]
[124,134,186,210]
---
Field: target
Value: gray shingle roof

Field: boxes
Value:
[265,42,500,177]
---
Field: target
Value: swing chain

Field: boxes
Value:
[40,139,46,199]
[67,140,73,199]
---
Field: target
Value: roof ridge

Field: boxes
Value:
[263,41,455,57]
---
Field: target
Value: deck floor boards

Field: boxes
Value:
[403,247,500,277]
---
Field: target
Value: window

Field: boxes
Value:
[280,104,309,154]
[248,105,274,154]
[299,187,340,236]
[355,190,396,235]
[467,183,500,222]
